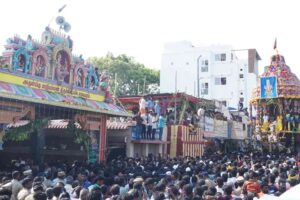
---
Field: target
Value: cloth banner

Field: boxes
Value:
[260,76,277,98]
[231,121,247,140]
[214,120,228,138]
[204,117,214,132]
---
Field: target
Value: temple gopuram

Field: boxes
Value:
[250,45,300,153]
[0,24,130,164]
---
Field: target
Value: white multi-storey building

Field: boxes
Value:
[160,41,261,109]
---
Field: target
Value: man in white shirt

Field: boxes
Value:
[11,171,22,200]
[17,178,32,200]
[151,113,158,140]
[53,171,66,186]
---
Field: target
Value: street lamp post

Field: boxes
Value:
[197,55,202,98]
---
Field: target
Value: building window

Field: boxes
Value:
[215,77,227,85]
[215,53,226,61]
[201,60,209,72]
[239,74,244,78]
[231,53,234,61]
[201,82,208,95]
[240,68,243,71]
[243,124,246,131]
[240,92,243,95]
[186,62,189,65]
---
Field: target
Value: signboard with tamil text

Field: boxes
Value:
[0,71,105,101]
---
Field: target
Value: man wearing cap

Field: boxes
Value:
[23,170,32,177]
[232,176,244,199]
[53,171,66,186]
[11,171,22,200]
[133,177,144,184]
[143,178,154,200]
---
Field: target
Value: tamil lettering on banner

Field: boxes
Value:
[23,80,90,99]
[0,71,104,101]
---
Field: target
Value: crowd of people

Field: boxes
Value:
[0,151,299,200]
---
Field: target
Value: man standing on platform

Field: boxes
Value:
[158,113,166,140]
[151,112,158,140]
[146,111,153,140]
[133,112,143,140]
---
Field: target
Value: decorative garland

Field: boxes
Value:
[4,118,49,141]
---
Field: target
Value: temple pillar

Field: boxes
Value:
[145,144,149,156]
[99,115,107,162]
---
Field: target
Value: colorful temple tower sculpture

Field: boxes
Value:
[250,42,300,151]
[0,16,129,162]
[0,27,112,102]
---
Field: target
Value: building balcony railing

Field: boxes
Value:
[130,125,167,143]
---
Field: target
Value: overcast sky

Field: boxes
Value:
[0,0,299,76]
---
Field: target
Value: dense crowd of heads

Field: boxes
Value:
[0,151,299,200]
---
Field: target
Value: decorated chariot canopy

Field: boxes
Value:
[0,25,129,117]
[251,48,300,102]
[250,42,300,134]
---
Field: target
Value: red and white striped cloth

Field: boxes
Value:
[7,119,135,130]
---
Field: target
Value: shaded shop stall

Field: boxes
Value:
[0,28,130,165]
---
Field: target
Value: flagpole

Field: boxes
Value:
[174,70,177,124]
[273,38,278,55]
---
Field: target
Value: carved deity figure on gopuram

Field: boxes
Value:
[0,14,112,102]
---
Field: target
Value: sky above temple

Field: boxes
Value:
[0,0,299,77]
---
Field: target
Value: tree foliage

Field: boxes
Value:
[3,118,49,141]
[89,53,160,96]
